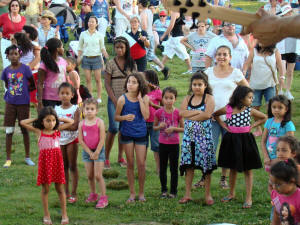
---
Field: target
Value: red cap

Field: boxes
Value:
[159,11,167,16]
[81,0,91,6]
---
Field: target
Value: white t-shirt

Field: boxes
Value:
[205,67,244,120]
[276,37,299,54]
[115,0,133,19]
[205,34,249,70]
[55,105,78,145]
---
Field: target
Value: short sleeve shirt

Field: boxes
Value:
[78,30,105,56]
[264,118,296,160]
[146,89,162,122]
[1,64,33,105]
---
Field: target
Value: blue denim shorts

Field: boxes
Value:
[81,56,103,70]
[252,87,275,107]
[107,97,120,134]
[146,122,159,152]
[120,134,147,145]
[82,147,105,162]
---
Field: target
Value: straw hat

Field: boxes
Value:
[41,10,57,25]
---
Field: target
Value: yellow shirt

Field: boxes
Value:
[78,30,106,57]
[25,0,42,16]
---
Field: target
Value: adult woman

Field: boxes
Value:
[92,0,111,36]
[263,0,281,15]
[77,16,109,103]
[199,45,248,189]
[37,10,60,47]
[0,0,26,69]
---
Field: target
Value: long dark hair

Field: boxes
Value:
[40,38,62,73]
[33,106,59,130]
[255,43,276,55]
[270,159,298,185]
[267,95,292,128]
[124,73,148,97]
[114,36,135,71]
[279,203,295,225]
[228,86,253,109]
[8,0,21,13]
[188,71,212,95]
[144,69,159,91]
[23,25,38,41]
[14,32,33,55]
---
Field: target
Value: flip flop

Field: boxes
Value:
[61,218,69,225]
[221,196,234,203]
[43,217,52,225]
[68,196,77,204]
[126,197,135,203]
[138,197,146,202]
[242,202,252,209]
[179,197,192,204]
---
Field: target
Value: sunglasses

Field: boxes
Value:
[160,15,166,17]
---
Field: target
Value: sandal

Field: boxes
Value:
[43,217,52,225]
[126,197,135,203]
[61,218,69,225]
[194,176,205,188]
[68,196,77,204]
[242,202,252,209]
[221,196,234,203]
[179,197,192,204]
[138,197,146,202]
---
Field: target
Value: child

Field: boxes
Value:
[276,135,298,162]
[154,87,184,198]
[145,70,162,174]
[20,106,74,225]
[270,159,300,225]
[55,83,80,204]
[37,38,67,111]
[78,98,108,209]
[179,72,216,205]
[66,57,82,104]
[261,95,295,171]
[115,73,149,202]
[215,86,267,208]
[77,16,109,103]
[1,45,36,168]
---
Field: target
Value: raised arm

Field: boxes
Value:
[138,93,149,120]
[20,118,41,136]
[113,0,130,21]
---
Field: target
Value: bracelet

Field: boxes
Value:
[280,76,286,80]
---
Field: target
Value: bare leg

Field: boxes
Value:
[229,169,237,198]
[22,130,30,158]
[184,169,194,199]
[105,131,116,161]
[205,174,213,202]
[84,69,92,94]
[184,58,192,71]
[135,144,147,199]
[286,62,296,91]
[94,69,102,100]
[94,162,106,196]
[41,184,50,219]
[84,162,96,193]
[162,55,169,65]
[244,170,253,205]
[153,152,160,174]
[124,143,136,199]
[152,57,165,69]
[66,143,78,197]
[61,145,69,196]
[118,133,124,161]
[54,183,68,220]
[6,133,13,160]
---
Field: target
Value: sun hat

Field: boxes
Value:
[41,10,57,25]
[279,4,293,16]
[159,11,167,16]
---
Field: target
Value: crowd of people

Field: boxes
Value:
[1,0,300,224]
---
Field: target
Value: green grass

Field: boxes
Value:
[1,1,300,224]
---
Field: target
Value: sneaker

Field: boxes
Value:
[150,64,162,72]
[3,160,12,168]
[182,70,193,75]
[219,176,229,189]
[285,91,294,100]
[25,158,35,166]
[104,159,111,169]
[97,98,102,104]
[85,193,98,203]
[162,67,170,80]
[96,195,108,209]
[118,158,127,167]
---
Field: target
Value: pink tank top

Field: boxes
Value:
[82,118,100,150]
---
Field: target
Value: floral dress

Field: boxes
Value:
[180,93,217,176]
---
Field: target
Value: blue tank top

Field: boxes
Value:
[92,0,109,21]
[120,94,147,138]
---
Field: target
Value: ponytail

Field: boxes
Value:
[40,38,62,73]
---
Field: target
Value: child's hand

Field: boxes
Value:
[137,92,142,100]
[165,126,175,134]
[89,151,94,159]
[159,122,167,129]
[264,158,271,166]
[139,35,147,42]
[92,151,99,160]
[125,114,135,121]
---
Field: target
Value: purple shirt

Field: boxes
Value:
[1,63,32,105]
[155,108,181,144]
[147,88,162,123]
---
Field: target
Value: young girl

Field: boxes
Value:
[37,38,67,111]
[20,106,74,225]
[115,73,149,202]
[276,135,298,162]
[104,37,137,169]
[179,72,216,205]
[78,98,108,209]
[154,87,184,198]
[261,95,295,171]
[145,70,162,174]
[1,45,36,168]
[66,57,82,104]
[215,86,266,208]
[77,16,109,103]
[270,159,300,225]
[55,83,80,204]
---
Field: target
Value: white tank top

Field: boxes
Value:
[250,48,277,90]
[55,105,78,145]
[115,0,133,19]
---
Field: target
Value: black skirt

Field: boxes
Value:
[218,132,262,172]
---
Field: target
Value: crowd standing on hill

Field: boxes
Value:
[1,0,300,224]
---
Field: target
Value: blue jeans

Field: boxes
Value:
[107,97,120,134]
[252,87,275,107]
[212,120,227,152]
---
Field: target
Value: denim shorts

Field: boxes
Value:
[252,87,275,107]
[146,122,159,152]
[107,97,120,134]
[120,134,147,145]
[82,147,105,162]
[81,56,103,70]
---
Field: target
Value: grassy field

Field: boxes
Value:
[1,1,300,224]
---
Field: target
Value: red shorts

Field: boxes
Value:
[30,72,38,104]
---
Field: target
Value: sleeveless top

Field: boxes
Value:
[92,0,109,21]
[20,50,34,66]
[38,130,61,151]
[82,118,100,150]
[120,94,147,137]
[145,9,153,36]
[250,48,277,90]
[171,14,185,37]
[225,105,251,133]
[55,105,78,145]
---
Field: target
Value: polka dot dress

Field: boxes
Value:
[37,130,65,186]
